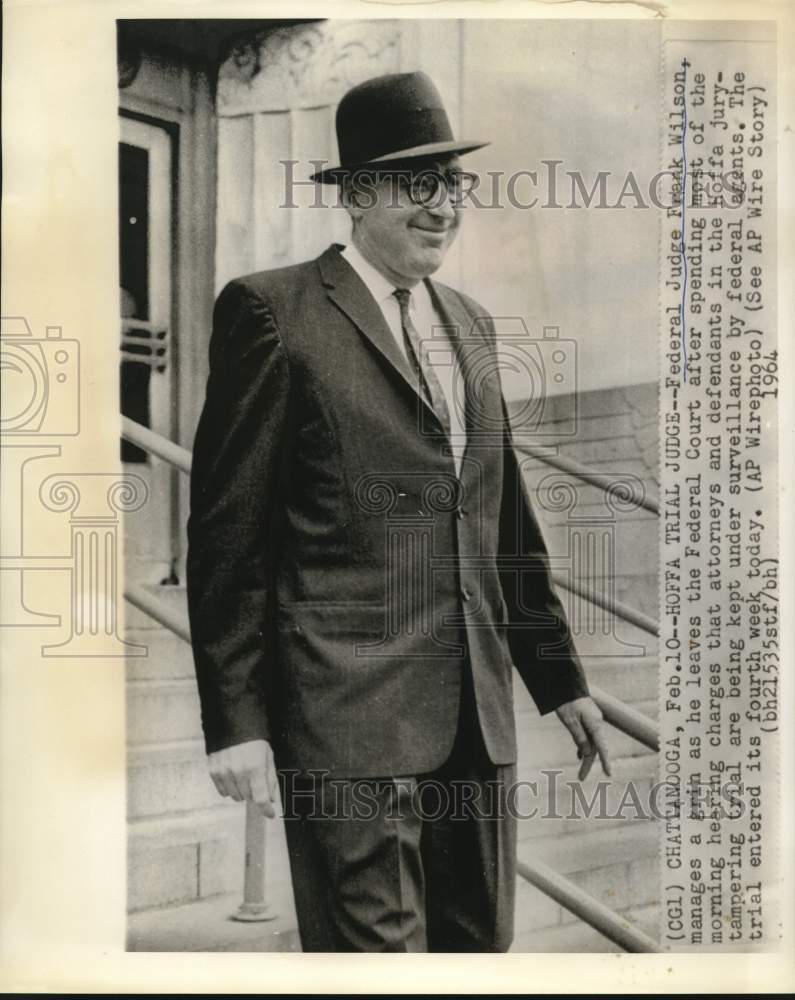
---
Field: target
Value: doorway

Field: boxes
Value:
[119,114,176,583]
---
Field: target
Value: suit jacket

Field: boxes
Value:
[186,244,589,777]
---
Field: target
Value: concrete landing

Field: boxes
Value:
[127,887,300,953]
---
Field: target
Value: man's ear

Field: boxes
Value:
[342,172,380,218]
[341,178,362,222]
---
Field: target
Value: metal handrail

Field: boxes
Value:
[122,416,192,473]
[121,415,661,950]
[554,574,659,637]
[515,857,659,952]
[588,685,658,751]
[126,581,191,643]
[515,440,660,516]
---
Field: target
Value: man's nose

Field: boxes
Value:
[426,186,456,221]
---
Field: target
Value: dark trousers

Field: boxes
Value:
[278,665,517,952]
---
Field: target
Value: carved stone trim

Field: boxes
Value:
[217,20,401,116]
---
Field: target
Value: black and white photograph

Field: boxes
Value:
[1,0,793,992]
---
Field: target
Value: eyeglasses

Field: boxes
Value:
[353,168,479,208]
[401,169,478,208]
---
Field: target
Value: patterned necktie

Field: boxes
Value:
[393,287,451,439]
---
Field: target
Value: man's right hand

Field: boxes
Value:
[207,739,278,818]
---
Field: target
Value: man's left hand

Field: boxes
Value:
[555,696,611,780]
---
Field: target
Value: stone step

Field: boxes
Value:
[125,628,195,681]
[127,678,203,744]
[128,816,657,948]
[508,383,656,424]
[533,433,646,465]
[633,697,658,721]
[563,594,659,635]
[128,803,294,915]
[516,711,655,768]
[519,452,653,482]
[127,889,300,952]
[511,411,634,446]
[128,807,242,912]
[542,525,658,578]
[130,803,241,848]
[511,901,660,953]
[530,813,657,874]
[123,583,189,634]
[522,469,658,513]
[514,821,659,940]
[128,739,216,819]
[515,752,660,842]
[524,485,658,526]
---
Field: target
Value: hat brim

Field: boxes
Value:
[310,139,490,183]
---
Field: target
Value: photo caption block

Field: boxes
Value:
[658,22,779,951]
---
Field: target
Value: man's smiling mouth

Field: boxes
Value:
[411,225,449,240]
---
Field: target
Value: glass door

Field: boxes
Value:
[119,115,176,583]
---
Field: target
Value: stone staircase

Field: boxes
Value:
[125,615,299,950]
[125,381,660,952]
[508,383,660,950]
[125,608,659,952]
[511,663,659,951]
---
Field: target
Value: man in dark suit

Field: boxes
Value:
[187,71,609,952]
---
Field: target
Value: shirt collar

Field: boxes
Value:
[341,241,429,313]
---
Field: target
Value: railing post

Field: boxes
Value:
[231,800,276,922]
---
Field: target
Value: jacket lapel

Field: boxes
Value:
[317,245,434,417]
[316,245,498,463]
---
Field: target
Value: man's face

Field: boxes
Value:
[346,157,466,287]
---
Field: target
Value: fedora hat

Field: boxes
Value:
[310,71,489,183]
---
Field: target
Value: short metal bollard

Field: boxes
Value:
[231,800,277,922]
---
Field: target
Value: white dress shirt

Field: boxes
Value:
[341,242,467,474]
